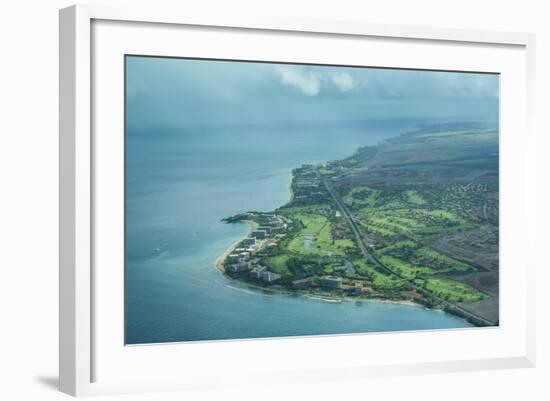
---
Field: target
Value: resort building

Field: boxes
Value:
[319,276,343,289]
[260,270,281,283]
[343,281,364,295]
[242,237,256,246]
[251,230,267,239]
[228,262,251,273]
[292,277,316,289]
[227,254,241,264]
[270,226,286,234]
[249,265,267,279]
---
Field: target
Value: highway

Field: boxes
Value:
[317,171,495,327]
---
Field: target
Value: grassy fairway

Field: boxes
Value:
[378,240,417,253]
[288,213,354,256]
[318,167,336,175]
[353,259,404,291]
[376,242,473,274]
[358,207,473,238]
[413,247,472,272]
[377,254,436,280]
[343,186,380,208]
[403,190,427,205]
[265,254,291,276]
[359,222,399,238]
[346,186,476,240]
[352,258,374,276]
[424,278,488,302]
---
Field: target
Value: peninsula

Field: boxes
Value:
[219,123,499,327]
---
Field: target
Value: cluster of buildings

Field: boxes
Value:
[226,260,281,283]
[319,276,343,289]
[224,213,290,284]
[227,260,282,284]
[340,281,365,296]
[290,275,368,296]
[292,165,331,205]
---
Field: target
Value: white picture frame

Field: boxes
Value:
[59,4,536,397]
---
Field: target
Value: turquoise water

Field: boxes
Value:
[125,120,472,344]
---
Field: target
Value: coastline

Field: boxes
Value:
[213,168,428,311]
[218,271,424,308]
[215,167,294,272]
[286,169,294,204]
[214,220,258,272]
[212,163,477,327]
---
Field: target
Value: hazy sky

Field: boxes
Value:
[126,56,499,130]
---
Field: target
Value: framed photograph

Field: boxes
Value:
[59,4,536,396]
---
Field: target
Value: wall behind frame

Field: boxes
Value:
[0,0,548,400]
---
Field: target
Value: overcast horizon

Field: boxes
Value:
[125,56,499,131]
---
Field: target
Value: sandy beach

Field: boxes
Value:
[286,170,294,204]
[214,220,258,271]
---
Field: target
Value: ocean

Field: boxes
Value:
[125,119,472,344]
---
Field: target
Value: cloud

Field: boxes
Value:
[276,66,322,96]
[332,72,354,92]
[431,72,499,99]
[275,66,355,96]
[126,57,498,129]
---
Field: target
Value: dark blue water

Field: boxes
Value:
[125,120,472,344]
